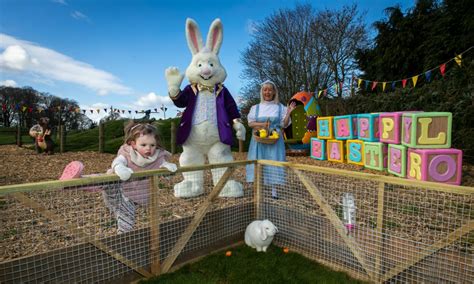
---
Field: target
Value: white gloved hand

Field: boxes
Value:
[114,164,134,181]
[233,121,246,141]
[160,161,178,172]
[165,67,184,98]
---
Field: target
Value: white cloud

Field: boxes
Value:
[0,79,17,87]
[135,92,172,108]
[51,0,67,5]
[71,11,91,23]
[0,34,131,96]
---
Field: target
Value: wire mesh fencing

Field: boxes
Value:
[0,159,472,283]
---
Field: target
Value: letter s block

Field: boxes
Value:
[310,138,326,160]
[327,140,345,163]
[346,139,364,166]
[402,112,452,148]
[387,144,407,177]
[379,112,402,144]
[317,116,334,139]
[364,142,387,171]
[407,148,462,185]
[357,113,380,142]
[334,115,355,140]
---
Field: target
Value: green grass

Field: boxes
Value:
[141,245,367,284]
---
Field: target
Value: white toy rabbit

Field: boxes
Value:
[245,219,278,252]
[165,18,245,198]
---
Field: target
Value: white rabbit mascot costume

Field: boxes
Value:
[165,18,246,198]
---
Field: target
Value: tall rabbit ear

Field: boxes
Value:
[206,18,223,54]
[186,18,203,55]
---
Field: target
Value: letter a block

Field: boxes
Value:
[407,148,462,185]
[379,112,402,144]
[364,142,387,171]
[317,116,334,139]
[334,115,355,140]
[387,144,407,177]
[402,112,452,148]
[327,140,345,163]
[346,140,364,166]
[357,114,380,142]
[310,138,326,160]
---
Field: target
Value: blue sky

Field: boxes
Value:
[0,0,413,121]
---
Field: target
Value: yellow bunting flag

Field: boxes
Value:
[358,78,362,88]
[455,54,462,66]
[22,106,27,112]
[382,82,387,92]
[318,90,323,98]
[412,75,419,87]
[96,109,100,114]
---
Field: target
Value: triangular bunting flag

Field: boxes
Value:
[440,63,446,76]
[104,108,107,113]
[358,78,362,88]
[323,89,327,96]
[371,81,378,91]
[128,110,132,114]
[455,54,462,66]
[382,82,387,92]
[425,70,432,82]
[402,79,407,88]
[318,90,323,98]
[412,75,419,87]
[90,110,93,114]
[22,106,27,112]
[96,109,100,113]
[364,81,369,90]
[82,110,86,114]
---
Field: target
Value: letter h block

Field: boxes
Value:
[317,116,334,139]
[364,142,387,171]
[379,112,402,144]
[334,115,355,140]
[310,138,326,160]
[407,148,462,185]
[387,144,407,177]
[357,114,379,142]
[327,140,345,163]
[402,112,452,148]
[346,140,364,166]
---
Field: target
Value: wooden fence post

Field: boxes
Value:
[59,125,65,153]
[16,124,22,147]
[99,122,104,153]
[239,140,244,153]
[170,121,176,154]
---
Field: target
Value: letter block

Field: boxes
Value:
[357,113,380,142]
[402,112,452,148]
[327,140,345,163]
[346,140,364,166]
[334,115,355,140]
[352,115,358,138]
[364,142,387,171]
[317,116,334,139]
[310,138,326,160]
[407,148,462,185]
[387,144,407,177]
[379,112,402,144]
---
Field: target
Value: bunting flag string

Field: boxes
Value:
[354,46,473,92]
[1,104,166,116]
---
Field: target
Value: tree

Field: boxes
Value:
[240,3,367,116]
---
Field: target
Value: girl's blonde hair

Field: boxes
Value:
[260,80,279,103]
[123,121,164,149]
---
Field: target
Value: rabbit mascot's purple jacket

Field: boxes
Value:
[165,18,246,198]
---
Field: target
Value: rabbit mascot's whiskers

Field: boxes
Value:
[165,18,246,198]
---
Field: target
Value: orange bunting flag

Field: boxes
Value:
[455,54,462,67]
[382,82,387,92]
[440,63,446,76]
[371,81,378,91]
[412,75,419,87]
[358,78,362,88]
[402,79,407,88]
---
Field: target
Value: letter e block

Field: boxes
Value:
[379,112,402,144]
[402,112,452,148]
[357,114,380,142]
[310,138,326,160]
[407,148,462,185]
[317,116,334,139]
[387,144,407,177]
[346,139,364,166]
[327,140,345,163]
[334,115,355,140]
[364,142,387,171]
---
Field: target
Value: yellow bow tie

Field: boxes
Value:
[197,84,214,92]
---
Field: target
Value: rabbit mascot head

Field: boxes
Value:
[165,18,246,198]
[245,220,278,252]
